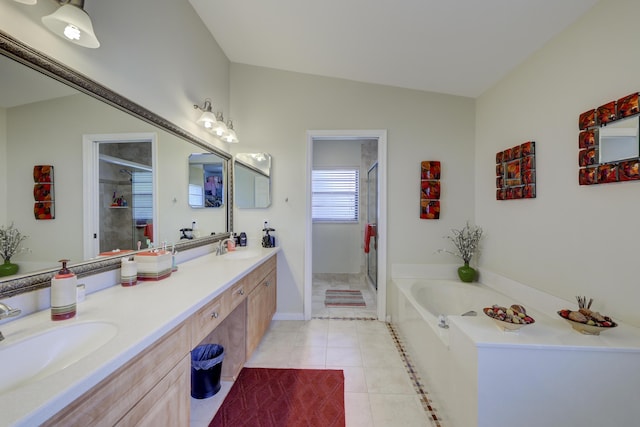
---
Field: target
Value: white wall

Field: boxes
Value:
[0,108,6,225]
[312,140,363,274]
[476,0,640,326]
[230,64,476,316]
[0,0,231,152]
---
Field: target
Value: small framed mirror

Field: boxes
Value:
[235,153,272,208]
[188,153,225,208]
[599,116,640,163]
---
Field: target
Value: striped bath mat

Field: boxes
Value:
[324,289,366,307]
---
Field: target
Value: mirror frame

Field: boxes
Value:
[0,30,233,298]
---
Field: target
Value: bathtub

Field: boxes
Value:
[400,279,514,346]
[392,277,640,427]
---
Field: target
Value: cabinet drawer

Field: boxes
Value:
[228,279,248,310]
[245,255,277,293]
[191,292,227,346]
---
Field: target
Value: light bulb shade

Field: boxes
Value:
[42,4,100,48]
[197,111,217,129]
[223,128,239,143]
[211,120,228,137]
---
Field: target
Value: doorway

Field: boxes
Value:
[304,130,387,321]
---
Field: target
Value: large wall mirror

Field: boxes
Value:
[0,32,232,297]
[235,153,272,208]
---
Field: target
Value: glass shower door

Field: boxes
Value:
[366,163,378,290]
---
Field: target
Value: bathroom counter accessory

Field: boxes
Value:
[0,246,279,427]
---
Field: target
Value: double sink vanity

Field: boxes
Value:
[0,246,278,426]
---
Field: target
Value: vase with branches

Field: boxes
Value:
[438,222,483,282]
[0,223,29,277]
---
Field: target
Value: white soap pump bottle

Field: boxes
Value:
[51,259,77,321]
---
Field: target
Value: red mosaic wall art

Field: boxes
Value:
[496,141,536,200]
[33,165,55,220]
[420,161,440,219]
[577,91,640,185]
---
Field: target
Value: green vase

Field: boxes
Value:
[457,262,476,283]
[0,259,19,277]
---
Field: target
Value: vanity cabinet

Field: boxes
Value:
[194,254,277,380]
[42,252,277,427]
[42,321,191,427]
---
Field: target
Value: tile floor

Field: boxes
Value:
[191,274,438,426]
[191,318,435,427]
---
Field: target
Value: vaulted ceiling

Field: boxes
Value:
[189,0,598,98]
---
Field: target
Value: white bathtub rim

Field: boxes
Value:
[393,277,640,353]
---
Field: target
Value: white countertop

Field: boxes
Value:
[0,246,279,427]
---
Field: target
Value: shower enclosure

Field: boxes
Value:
[366,162,378,289]
[98,141,152,253]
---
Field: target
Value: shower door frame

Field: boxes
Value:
[366,162,378,290]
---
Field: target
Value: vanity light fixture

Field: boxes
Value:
[193,99,217,130]
[222,120,239,144]
[41,0,100,48]
[211,112,228,137]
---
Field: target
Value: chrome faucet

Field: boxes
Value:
[0,302,22,342]
[215,238,234,256]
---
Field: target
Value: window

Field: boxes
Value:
[312,169,359,222]
[132,171,153,220]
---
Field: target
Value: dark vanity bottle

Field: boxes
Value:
[239,232,247,247]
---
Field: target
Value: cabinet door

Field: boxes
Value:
[246,268,277,358]
[117,355,190,427]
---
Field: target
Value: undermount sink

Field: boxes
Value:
[0,321,118,394]
[222,249,262,260]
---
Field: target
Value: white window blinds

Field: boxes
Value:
[132,171,153,221]
[312,169,359,222]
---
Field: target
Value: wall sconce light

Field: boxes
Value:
[193,99,217,130]
[222,120,239,144]
[211,112,228,137]
[40,0,100,48]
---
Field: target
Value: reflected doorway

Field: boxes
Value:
[83,133,157,259]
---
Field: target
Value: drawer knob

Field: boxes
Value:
[211,311,219,319]
[237,289,245,296]
[264,281,271,287]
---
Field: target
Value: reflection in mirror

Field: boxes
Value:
[83,135,156,259]
[235,153,272,208]
[599,116,640,163]
[0,32,232,297]
[188,153,225,208]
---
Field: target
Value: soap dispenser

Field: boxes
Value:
[51,259,77,321]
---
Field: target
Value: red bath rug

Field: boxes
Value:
[209,368,345,427]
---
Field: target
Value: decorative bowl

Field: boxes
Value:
[557,310,618,335]
[483,306,535,332]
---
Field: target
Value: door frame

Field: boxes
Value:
[305,130,387,321]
